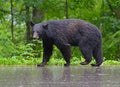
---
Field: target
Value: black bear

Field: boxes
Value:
[31,19,103,67]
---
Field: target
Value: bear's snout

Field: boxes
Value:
[33,31,39,39]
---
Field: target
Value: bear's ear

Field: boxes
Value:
[30,21,35,27]
[42,23,48,30]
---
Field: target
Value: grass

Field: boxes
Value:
[0,56,120,66]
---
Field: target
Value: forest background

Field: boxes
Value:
[0,0,120,65]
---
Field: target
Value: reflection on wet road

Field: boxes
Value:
[0,66,120,87]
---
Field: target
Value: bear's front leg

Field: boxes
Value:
[37,39,53,67]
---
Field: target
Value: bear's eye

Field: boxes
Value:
[33,30,39,33]
[36,31,40,34]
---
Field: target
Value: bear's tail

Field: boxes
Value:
[91,41,103,67]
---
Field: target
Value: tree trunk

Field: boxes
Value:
[32,7,44,57]
[10,0,14,40]
[32,7,44,23]
[25,5,31,42]
[65,0,69,19]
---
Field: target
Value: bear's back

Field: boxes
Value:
[47,19,99,35]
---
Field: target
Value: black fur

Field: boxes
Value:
[31,19,103,67]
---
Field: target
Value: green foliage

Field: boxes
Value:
[0,0,120,65]
[0,0,10,19]
[103,60,120,65]
[102,17,120,36]
[103,30,120,60]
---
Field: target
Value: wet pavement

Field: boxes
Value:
[0,65,120,87]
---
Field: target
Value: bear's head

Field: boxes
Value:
[31,22,48,39]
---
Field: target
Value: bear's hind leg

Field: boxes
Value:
[79,43,92,65]
[91,43,103,67]
[58,45,71,67]
[80,50,92,65]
